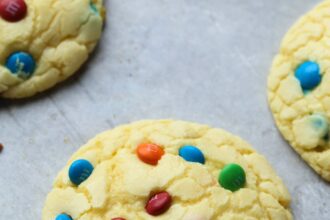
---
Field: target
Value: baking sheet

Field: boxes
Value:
[0,0,329,219]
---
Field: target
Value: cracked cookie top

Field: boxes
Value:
[43,120,292,220]
[268,0,330,181]
[0,0,105,98]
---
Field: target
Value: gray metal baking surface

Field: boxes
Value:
[0,0,328,219]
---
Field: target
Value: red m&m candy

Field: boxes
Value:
[0,0,27,22]
[145,191,172,216]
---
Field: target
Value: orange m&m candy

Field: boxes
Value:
[136,143,164,165]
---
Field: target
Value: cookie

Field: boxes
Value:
[43,120,292,220]
[268,1,330,181]
[0,0,105,98]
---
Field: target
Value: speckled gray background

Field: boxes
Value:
[0,0,328,219]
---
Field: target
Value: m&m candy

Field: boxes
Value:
[179,145,205,164]
[295,61,322,91]
[136,143,164,165]
[218,163,246,192]
[0,0,27,22]
[55,214,72,220]
[68,159,94,185]
[145,191,172,216]
[6,51,36,78]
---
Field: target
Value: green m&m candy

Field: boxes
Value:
[218,163,246,192]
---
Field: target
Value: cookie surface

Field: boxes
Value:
[0,0,105,98]
[43,120,291,220]
[268,1,330,181]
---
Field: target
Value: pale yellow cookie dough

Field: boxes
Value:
[43,120,292,220]
[268,1,330,181]
[0,0,105,98]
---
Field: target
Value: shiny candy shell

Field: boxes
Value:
[295,61,322,90]
[55,214,72,220]
[179,145,205,164]
[137,143,164,165]
[68,159,94,185]
[145,192,172,216]
[6,51,36,78]
[0,0,27,22]
[218,163,246,192]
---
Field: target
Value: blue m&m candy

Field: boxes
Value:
[6,51,36,79]
[179,146,205,164]
[295,61,321,90]
[69,159,94,185]
[55,214,72,220]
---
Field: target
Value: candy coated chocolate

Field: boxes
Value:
[145,191,172,216]
[55,214,72,220]
[179,145,205,164]
[218,163,246,192]
[68,159,94,185]
[6,51,35,78]
[0,0,27,22]
[295,61,321,90]
[137,143,164,165]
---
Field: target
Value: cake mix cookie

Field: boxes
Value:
[0,0,105,98]
[43,120,292,220]
[268,1,330,181]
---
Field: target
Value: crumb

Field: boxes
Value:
[0,143,3,153]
